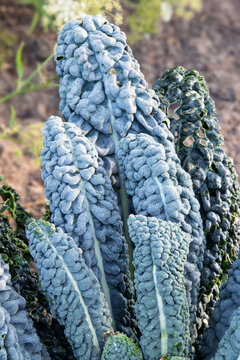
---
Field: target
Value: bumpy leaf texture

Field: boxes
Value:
[209,306,240,360]
[101,332,143,360]
[0,215,75,360]
[153,65,240,341]
[0,256,50,360]
[26,218,113,360]
[128,215,191,360]
[41,116,136,336]
[55,14,173,188]
[200,250,240,359]
[117,133,205,341]
[54,19,205,323]
[54,13,177,247]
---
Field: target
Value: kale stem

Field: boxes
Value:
[119,177,134,281]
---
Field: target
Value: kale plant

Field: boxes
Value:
[1,14,240,360]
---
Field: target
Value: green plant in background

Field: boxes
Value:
[0,107,43,166]
[0,43,58,104]
[0,30,18,70]
[42,0,123,28]
[18,0,54,33]
[20,123,44,165]
[0,41,52,166]
[126,0,202,42]
[172,0,202,20]
[17,0,202,42]
[1,0,124,105]
[19,0,123,31]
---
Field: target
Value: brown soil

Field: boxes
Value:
[0,0,240,217]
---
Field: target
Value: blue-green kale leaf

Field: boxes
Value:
[41,116,136,336]
[0,256,50,359]
[128,214,191,360]
[26,218,114,360]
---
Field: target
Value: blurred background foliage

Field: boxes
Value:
[126,0,202,42]
[0,0,202,166]
[0,112,43,167]
[0,30,18,70]
[17,0,202,34]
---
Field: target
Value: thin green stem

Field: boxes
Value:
[21,52,55,87]
[0,53,57,104]
[0,81,58,103]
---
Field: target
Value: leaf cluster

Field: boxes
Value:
[0,181,75,359]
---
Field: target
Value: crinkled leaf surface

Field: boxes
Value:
[41,116,136,336]
[26,218,114,360]
[128,214,191,360]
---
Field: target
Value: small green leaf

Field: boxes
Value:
[9,106,17,129]
[15,42,24,80]
[1,254,8,262]
[38,65,46,84]
[0,205,8,213]
[172,341,182,349]
[29,12,39,34]
[12,255,23,265]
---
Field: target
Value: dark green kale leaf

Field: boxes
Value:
[0,183,75,359]
[153,66,240,348]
